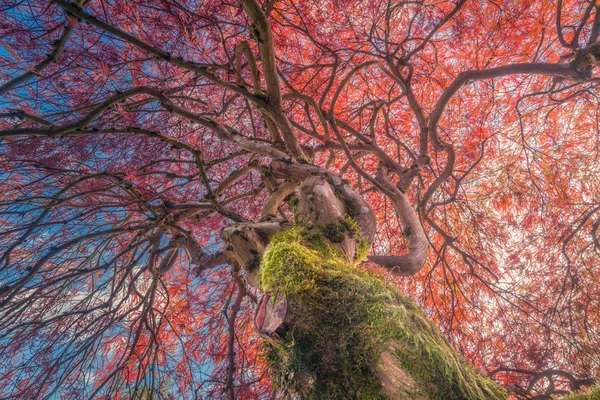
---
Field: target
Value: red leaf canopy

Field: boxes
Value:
[0,0,598,398]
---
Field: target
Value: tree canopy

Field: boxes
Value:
[0,0,599,398]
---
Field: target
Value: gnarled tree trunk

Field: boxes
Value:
[223,172,506,399]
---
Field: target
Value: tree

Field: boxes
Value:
[0,0,599,398]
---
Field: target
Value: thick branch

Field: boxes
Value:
[239,0,303,156]
[367,167,428,276]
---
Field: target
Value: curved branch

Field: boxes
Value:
[423,61,589,217]
[429,62,584,149]
[171,234,228,275]
[367,166,428,276]
[556,0,576,49]
[260,181,298,220]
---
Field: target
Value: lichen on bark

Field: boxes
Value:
[259,226,507,400]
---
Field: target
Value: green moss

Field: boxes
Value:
[286,193,299,210]
[355,236,370,263]
[260,226,506,400]
[562,386,600,400]
[322,221,347,242]
[341,214,362,237]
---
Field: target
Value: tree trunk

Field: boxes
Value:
[223,175,506,400]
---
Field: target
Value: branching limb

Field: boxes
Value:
[0,0,84,94]
[171,234,228,275]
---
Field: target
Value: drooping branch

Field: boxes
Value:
[0,86,289,162]
[224,287,245,400]
[0,87,157,138]
[422,58,598,229]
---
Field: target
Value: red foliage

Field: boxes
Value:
[0,0,599,398]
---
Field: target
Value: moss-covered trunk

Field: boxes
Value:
[257,227,505,399]
[222,173,506,399]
